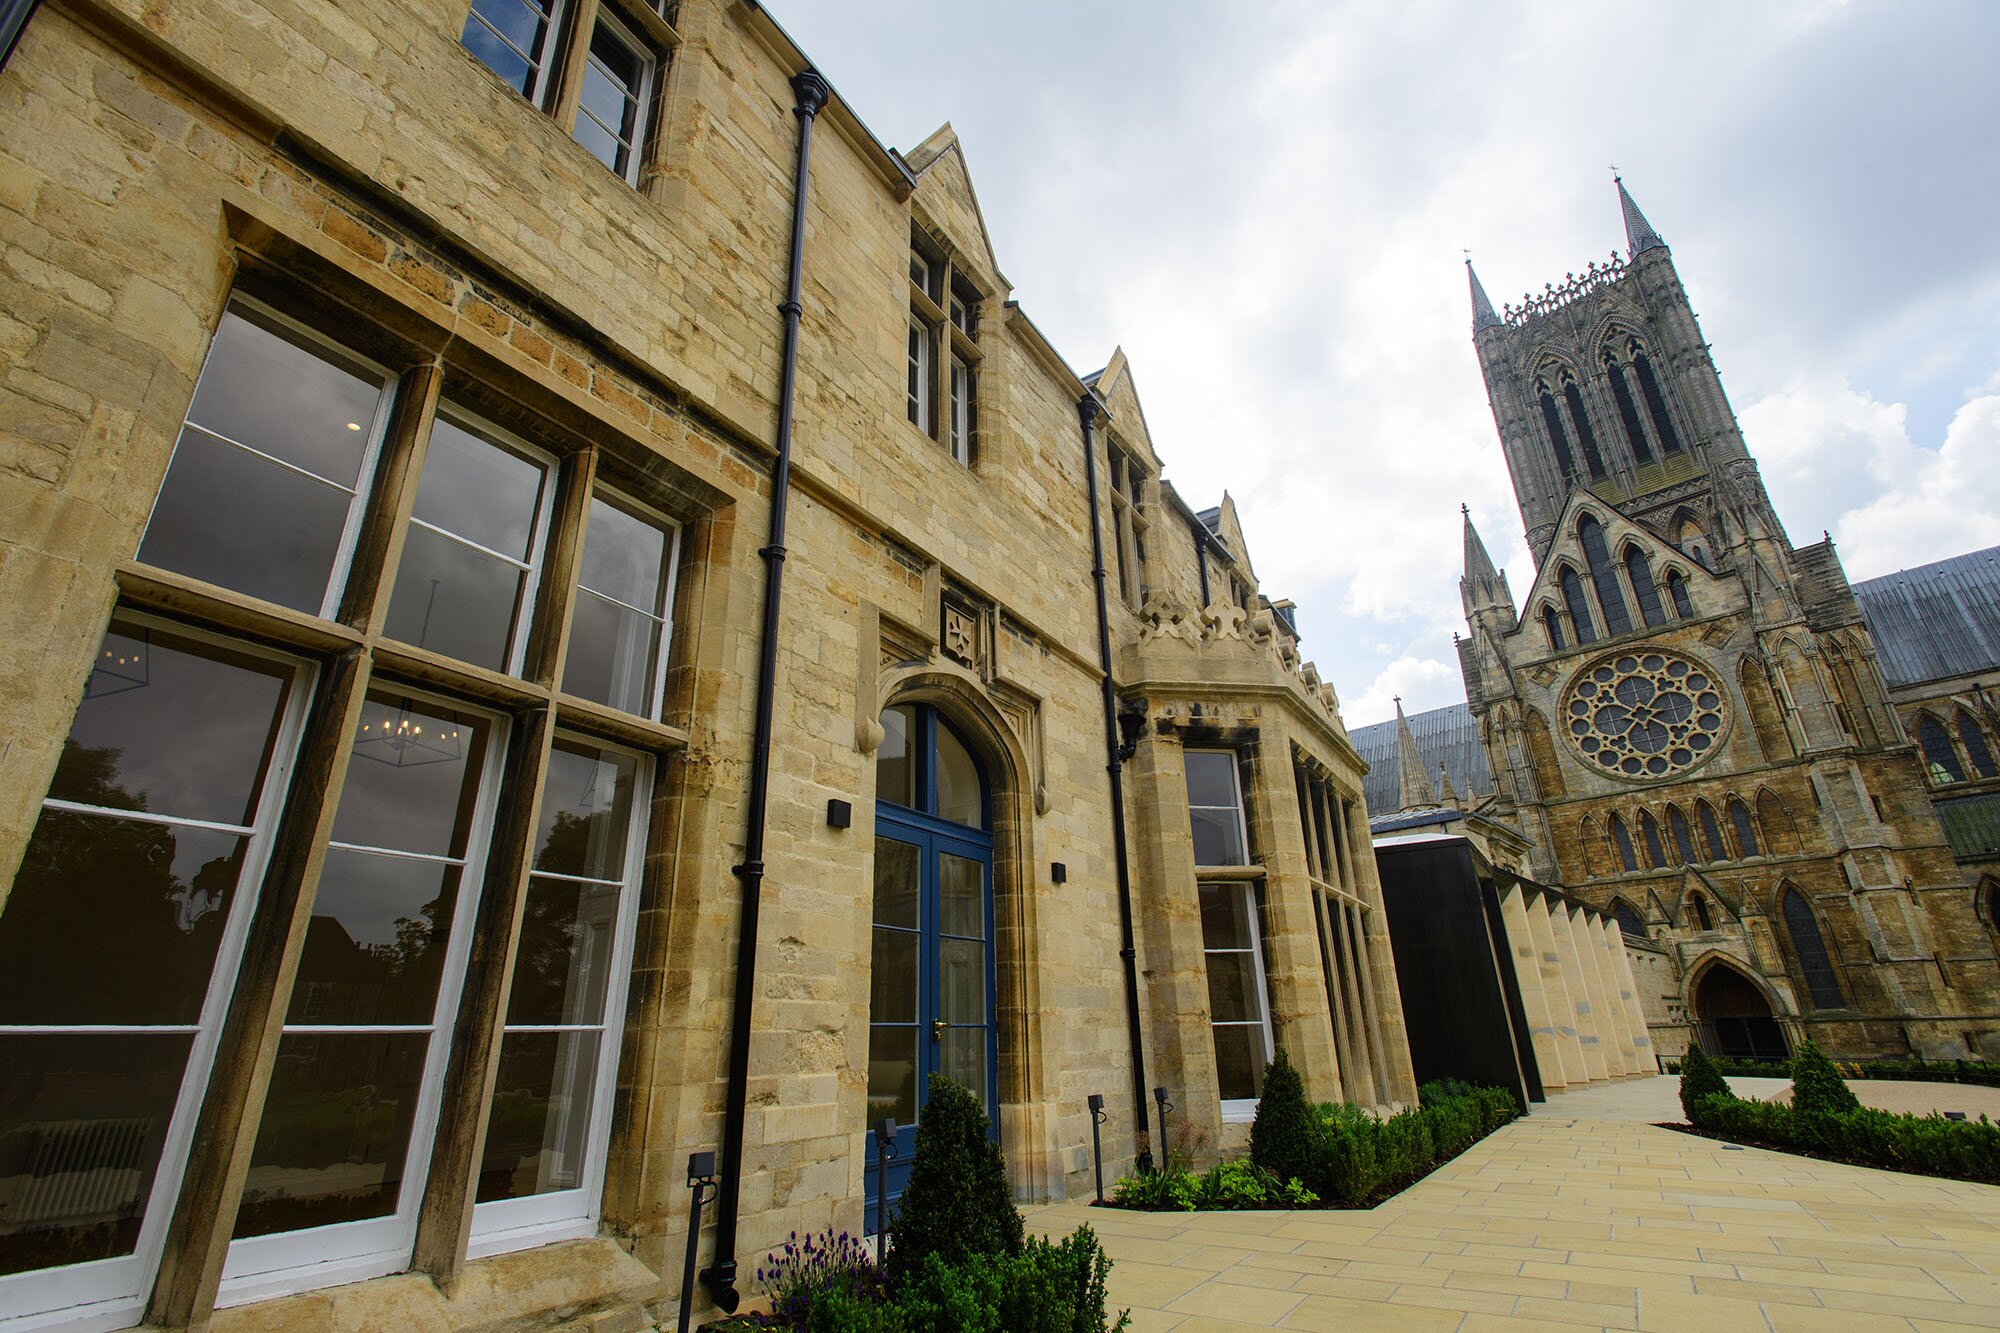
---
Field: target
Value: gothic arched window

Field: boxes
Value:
[1623,546,1667,626]
[1667,805,1697,864]
[1612,898,1647,937]
[1561,373,1607,480]
[1639,810,1666,868]
[1728,798,1760,857]
[1674,514,1712,570]
[1609,813,1638,872]
[1782,888,1844,1008]
[1665,569,1693,619]
[1689,892,1714,931]
[1697,801,1728,861]
[1957,709,1998,779]
[1629,342,1684,455]
[1604,351,1655,466]
[1577,515,1633,637]
[1918,714,1966,784]
[1560,566,1597,644]
[1538,380,1578,481]
[1542,605,1565,651]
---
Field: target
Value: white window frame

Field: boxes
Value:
[140,295,397,623]
[392,403,559,680]
[0,613,315,1333]
[463,0,571,104]
[468,737,652,1257]
[217,688,511,1308]
[562,487,680,722]
[1200,881,1275,1123]
[573,7,656,186]
[1184,748,1250,869]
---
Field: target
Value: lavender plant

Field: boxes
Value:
[755,1227,885,1325]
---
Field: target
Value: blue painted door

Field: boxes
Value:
[864,706,996,1236]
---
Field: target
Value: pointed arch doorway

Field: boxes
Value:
[866,702,998,1234]
[1692,962,1788,1062]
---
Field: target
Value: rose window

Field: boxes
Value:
[1563,650,1727,779]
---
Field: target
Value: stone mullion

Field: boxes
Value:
[1311,888,1356,1096]
[1347,900,1395,1104]
[411,704,558,1288]
[147,648,373,1329]
[547,0,607,130]
[1243,727,1340,1103]
[339,361,443,634]
[522,446,600,690]
[1329,901,1378,1107]
[1293,764,1322,883]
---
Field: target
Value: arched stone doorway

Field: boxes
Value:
[865,701,998,1233]
[1691,961,1788,1062]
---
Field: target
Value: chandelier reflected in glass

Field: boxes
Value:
[353,695,465,768]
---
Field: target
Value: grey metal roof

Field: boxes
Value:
[1936,792,2000,862]
[1349,700,1491,817]
[1851,545,2000,688]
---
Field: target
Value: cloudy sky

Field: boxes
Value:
[776,1,2000,727]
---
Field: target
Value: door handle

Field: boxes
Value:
[931,1019,948,1043]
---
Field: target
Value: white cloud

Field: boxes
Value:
[1744,381,2000,578]
[1346,654,1460,730]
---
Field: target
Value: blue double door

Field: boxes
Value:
[864,805,997,1235]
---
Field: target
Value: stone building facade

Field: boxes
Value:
[1450,183,2000,1065]
[0,1,1415,1329]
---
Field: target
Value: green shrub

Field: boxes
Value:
[1249,1049,1320,1193]
[803,1230,1129,1333]
[885,1074,1023,1285]
[1677,1043,1732,1121]
[1109,1165,1197,1211]
[1789,1038,1862,1117]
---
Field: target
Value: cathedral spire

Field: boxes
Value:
[1394,697,1437,811]
[1467,258,1502,333]
[1463,504,1499,586]
[1616,176,1666,258]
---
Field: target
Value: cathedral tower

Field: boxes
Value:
[1459,183,1999,1062]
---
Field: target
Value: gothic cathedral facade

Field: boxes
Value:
[1458,183,2000,1062]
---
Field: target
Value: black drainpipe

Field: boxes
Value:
[1078,392,1154,1172]
[700,66,829,1314]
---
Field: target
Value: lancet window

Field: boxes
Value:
[1560,371,1607,480]
[1559,567,1597,645]
[1958,709,1998,779]
[1728,798,1760,857]
[1628,341,1684,455]
[1603,349,1654,466]
[1782,889,1844,1009]
[1577,515,1632,637]
[1542,605,1566,651]
[1538,379,1578,481]
[1623,546,1666,627]
[1608,814,1638,873]
[1665,570,1694,618]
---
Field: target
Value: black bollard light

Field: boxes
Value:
[680,1151,721,1333]
[1086,1093,1108,1203]
[1152,1086,1173,1171]
[872,1117,897,1265]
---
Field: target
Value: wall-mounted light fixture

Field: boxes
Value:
[826,798,852,828]
[1051,862,1067,884]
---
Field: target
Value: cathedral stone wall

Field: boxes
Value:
[1458,189,2000,1065]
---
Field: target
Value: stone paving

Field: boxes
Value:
[1026,1077,2000,1331]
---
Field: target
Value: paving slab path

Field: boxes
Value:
[1027,1076,2000,1332]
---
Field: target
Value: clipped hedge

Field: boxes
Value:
[1110,1070,1519,1212]
[1680,1044,2000,1186]
[1665,1054,2000,1089]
